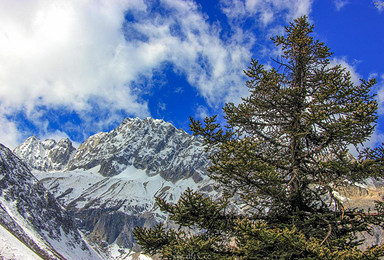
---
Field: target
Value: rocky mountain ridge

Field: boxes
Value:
[0,144,102,260]
[6,116,384,258]
[14,136,76,172]
[13,117,215,258]
[14,117,209,182]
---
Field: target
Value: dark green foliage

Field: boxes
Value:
[156,188,235,233]
[134,16,384,259]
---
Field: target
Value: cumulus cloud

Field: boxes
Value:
[0,0,154,143]
[124,0,252,106]
[0,0,317,146]
[220,0,313,27]
[0,0,149,113]
[0,115,21,149]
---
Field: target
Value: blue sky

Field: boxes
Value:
[0,0,383,148]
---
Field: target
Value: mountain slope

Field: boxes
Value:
[14,117,215,257]
[66,117,209,181]
[11,117,384,258]
[14,136,76,172]
[0,144,102,260]
[0,224,42,260]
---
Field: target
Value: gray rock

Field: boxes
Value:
[0,144,100,260]
[13,117,214,255]
[66,117,209,181]
[14,136,76,171]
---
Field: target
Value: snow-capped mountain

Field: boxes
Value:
[0,144,102,260]
[7,116,384,259]
[14,136,76,172]
[13,117,215,258]
[66,117,209,181]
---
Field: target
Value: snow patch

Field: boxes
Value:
[0,224,43,260]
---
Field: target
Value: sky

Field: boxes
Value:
[0,0,383,149]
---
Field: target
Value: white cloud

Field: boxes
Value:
[0,0,317,145]
[0,0,250,116]
[375,74,384,114]
[349,126,384,157]
[333,0,349,11]
[0,0,154,145]
[195,105,210,120]
[329,57,362,85]
[0,0,150,114]
[158,102,166,111]
[120,0,252,106]
[367,128,384,148]
[374,1,384,12]
[0,116,21,149]
[221,0,313,26]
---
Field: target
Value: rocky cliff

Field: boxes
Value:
[14,117,215,257]
[14,136,76,171]
[0,144,101,260]
[65,117,209,181]
[10,117,384,258]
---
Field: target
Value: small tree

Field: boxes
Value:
[134,16,384,259]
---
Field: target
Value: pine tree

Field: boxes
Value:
[134,16,384,259]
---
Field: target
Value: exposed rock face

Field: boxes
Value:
[34,165,214,251]
[0,144,101,260]
[80,209,149,248]
[10,117,384,256]
[15,118,209,182]
[14,117,214,255]
[67,117,209,181]
[336,181,384,249]
[14,136,76,171]
[337,179,384,210]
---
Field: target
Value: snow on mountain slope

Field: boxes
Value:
[0,144,102,260]
[34,164,216,251]
[13,117,215,254]
[14,117,210,182]
[0,223,42,260]
[13,136,76,172]
[66,117,209,181]
[11,116,384,257]
[35,166,209,213]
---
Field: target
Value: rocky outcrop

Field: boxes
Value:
[13,136,76,171]
[79,209,151,249]
[336,181,384,250]
[15,118,209,183]
[35,166,214,251]
[12,117,214,254]
[337,180,384,210]
[66,117,209,181]
[0,144,101,260]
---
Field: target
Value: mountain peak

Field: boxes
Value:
[67,117,207,180]
[14,136,76,172]
[14,117,208,181]
[120,117,177,131]
[10,117,213,254]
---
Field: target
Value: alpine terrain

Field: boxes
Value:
[12,117,216,259]
[0,144,102,260]
[5,116,383,259]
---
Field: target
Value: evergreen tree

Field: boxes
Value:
[134,16,384,259]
